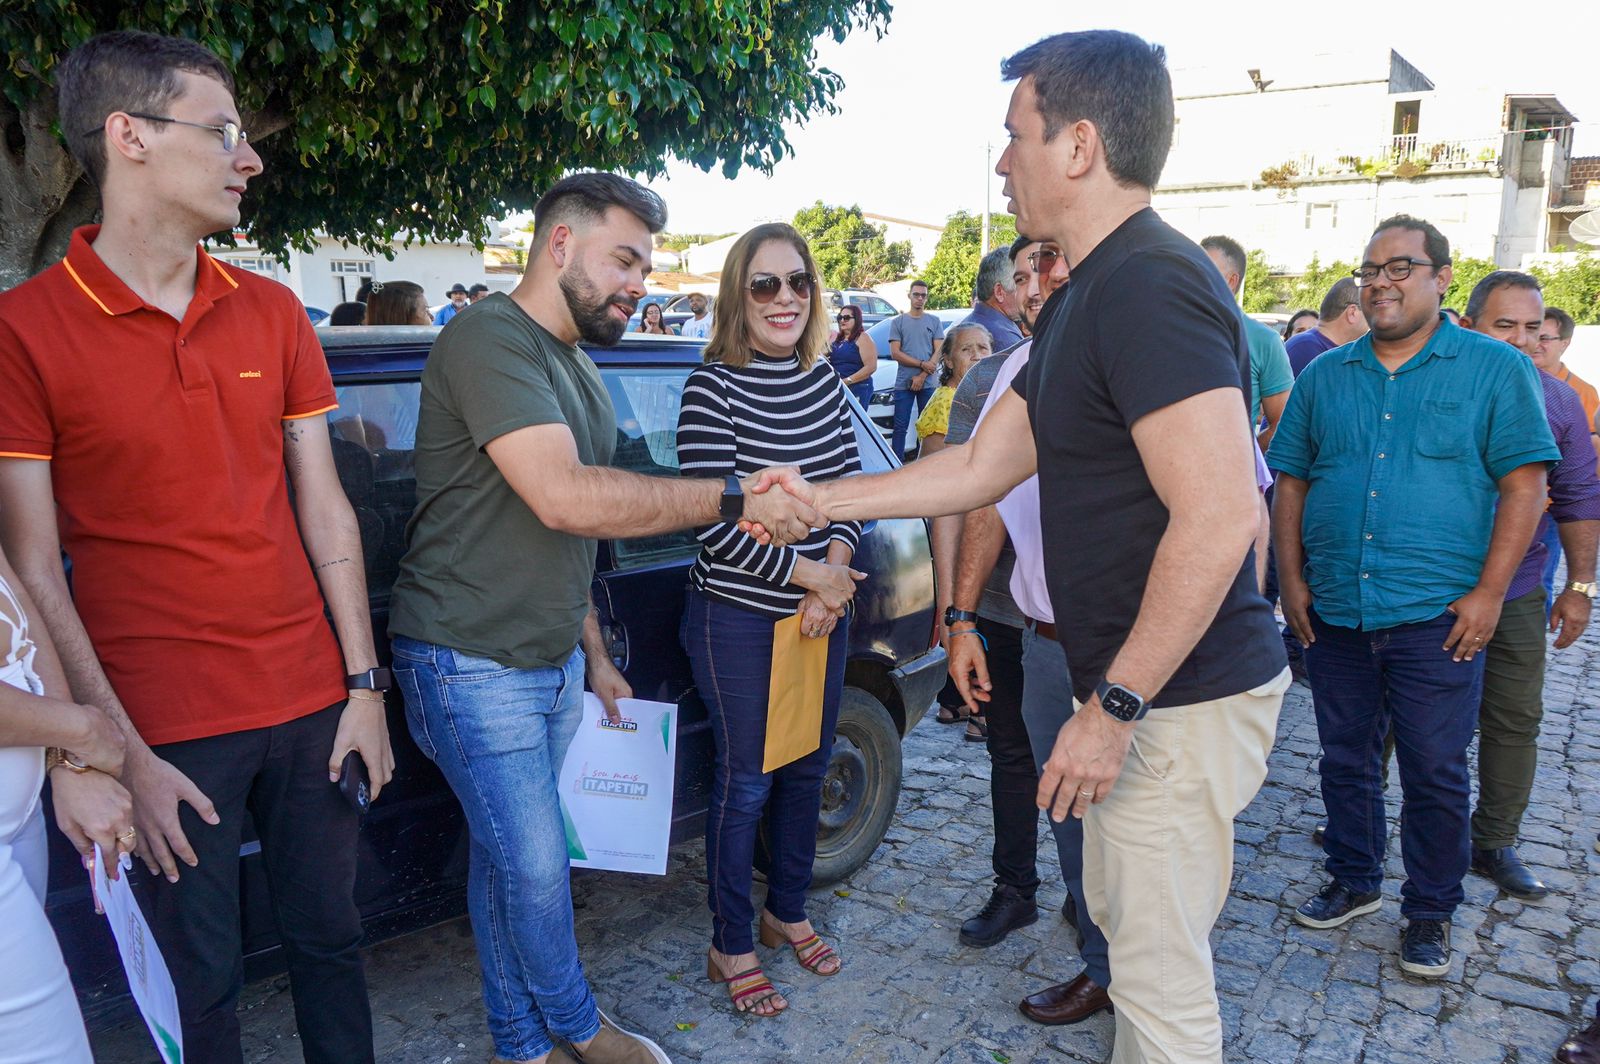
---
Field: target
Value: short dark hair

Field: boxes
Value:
[1441,307,1461,324]
[57,31,236,187]
[1199,235,1247,279]
[1009,234,1032,263]
[1544,306,1575,342]
[468,283,489,295]
[532,172,667,240]
[908,278,929,292]
[1319,277,1361,322]
[1465,270,1541,322]
[1369,214,1451,269]
[1001,31,1174,190]
[973,247,1015,301]
[1283,309,1318,338]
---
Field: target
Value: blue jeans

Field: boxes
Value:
[682,589,848,955]
[391,636,600,1060]
[1306,609,1484,920]
[890,386,932,460]
[1019,624,1112,988]
[1539,517,1562,614]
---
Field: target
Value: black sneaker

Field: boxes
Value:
[1399,918,1451,978]
[959,884,1038,948]
[1292,879,1382,929]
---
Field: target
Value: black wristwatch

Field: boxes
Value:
[346,667,393,691]
[943,606,979,627]
[1095,679,1149,722]
[719,475,744,522]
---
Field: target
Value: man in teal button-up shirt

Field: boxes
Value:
[1268,215,1557,981]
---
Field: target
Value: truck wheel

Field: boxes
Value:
[756,686,902,886]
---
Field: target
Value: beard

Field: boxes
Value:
[558,265,635,346]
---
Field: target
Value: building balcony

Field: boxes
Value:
[1273,134,1505,185]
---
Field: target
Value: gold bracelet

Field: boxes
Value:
[44,747,92,774]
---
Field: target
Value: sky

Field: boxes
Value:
[632,0,1600,235]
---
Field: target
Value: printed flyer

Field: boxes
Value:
[558,694,679,875]
[92,845,183,1063]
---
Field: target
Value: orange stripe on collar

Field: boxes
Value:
[206,255,241,289]
[62,258,116,316]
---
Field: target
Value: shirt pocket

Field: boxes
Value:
[1415,399,1473,459]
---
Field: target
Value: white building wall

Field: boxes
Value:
[213,237,490,312]
[1157,170,1508,270]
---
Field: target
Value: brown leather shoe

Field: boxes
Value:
[1557,1011,1600,1064]
[1019,971,1113,1026]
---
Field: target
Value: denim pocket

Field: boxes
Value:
[393,666,437,761]
[442,647,517,684]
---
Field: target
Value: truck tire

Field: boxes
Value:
[756,685,902,886]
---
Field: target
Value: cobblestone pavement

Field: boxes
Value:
[92,622,1599,1063]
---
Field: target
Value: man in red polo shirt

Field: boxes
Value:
[0,31,390,1063]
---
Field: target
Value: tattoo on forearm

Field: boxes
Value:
[283,421,305,476]
[315,557,352,571]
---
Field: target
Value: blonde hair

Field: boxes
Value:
[703,223,829,370]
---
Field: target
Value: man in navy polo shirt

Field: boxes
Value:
[1285,276,1367,378]
[1459,272,1599,902]
[957,246,1025,351]
[1271,216,1557,979]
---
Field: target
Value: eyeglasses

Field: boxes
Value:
[87,112,249,152]
[1352,257,1441,286]
[837,312,856,321]
[1537,334,1562,345]
[1028,247,1063,272]
[909,289,928,299]
[749,271,815,303]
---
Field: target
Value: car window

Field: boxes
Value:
[601,367,704,571]
[329,381,423,598]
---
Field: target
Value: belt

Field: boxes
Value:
[1026,618,1057,642]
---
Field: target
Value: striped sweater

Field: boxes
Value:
[676,353,865,618]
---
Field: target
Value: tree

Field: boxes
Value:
[658,232,735,254]
[790,201,912,289]
[0,0,891,288]
[1442,257,1498,313]
[1285,254,1355,313]
[1532,249,1600,325]
[922,210,1017,309]
[1240,249,1283,314]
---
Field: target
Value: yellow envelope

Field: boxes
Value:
[763,612,830,773]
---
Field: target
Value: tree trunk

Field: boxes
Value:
[0,91,98,291]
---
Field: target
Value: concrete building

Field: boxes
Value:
[210,232,514,314]
[1154,49,1582,271]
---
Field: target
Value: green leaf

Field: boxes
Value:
[307,24,334,54]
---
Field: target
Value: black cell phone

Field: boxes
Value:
[337,750,371,815]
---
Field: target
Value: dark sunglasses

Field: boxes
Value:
[838,312,857,321]
[749,271,815,303]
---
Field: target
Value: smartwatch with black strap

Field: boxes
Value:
[719,475,744,522]
[1095,679,1150,723]
[346,667,393,692]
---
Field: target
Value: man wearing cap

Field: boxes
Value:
[434,283,469,325]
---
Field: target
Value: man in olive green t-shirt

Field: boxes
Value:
[387,173,817,1064]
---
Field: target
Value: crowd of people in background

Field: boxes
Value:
[3,22,1600,1064]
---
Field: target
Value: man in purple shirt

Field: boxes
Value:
[1285,276,1368,377]
[1461,272,1600,900]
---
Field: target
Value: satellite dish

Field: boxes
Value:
[1571,209,1600,247]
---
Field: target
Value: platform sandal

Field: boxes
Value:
[759,916,842,976]
[706,950,786,1016]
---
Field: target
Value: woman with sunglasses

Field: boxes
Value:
[636,301,674,335]
[827,307,878,409]
[676,223,866,1018]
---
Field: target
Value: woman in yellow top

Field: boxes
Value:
[915,322,993,456]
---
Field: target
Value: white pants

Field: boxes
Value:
[0,653,94,1063]
[1083,669,1289,1064]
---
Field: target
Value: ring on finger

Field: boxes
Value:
[117,828,137,842]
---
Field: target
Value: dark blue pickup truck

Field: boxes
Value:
[48,325,945,1019]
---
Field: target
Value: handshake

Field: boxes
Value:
[738,467,828,546]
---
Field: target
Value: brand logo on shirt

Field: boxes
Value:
[238,370,263,379]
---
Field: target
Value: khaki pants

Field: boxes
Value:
[1082,668,1289,1064]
